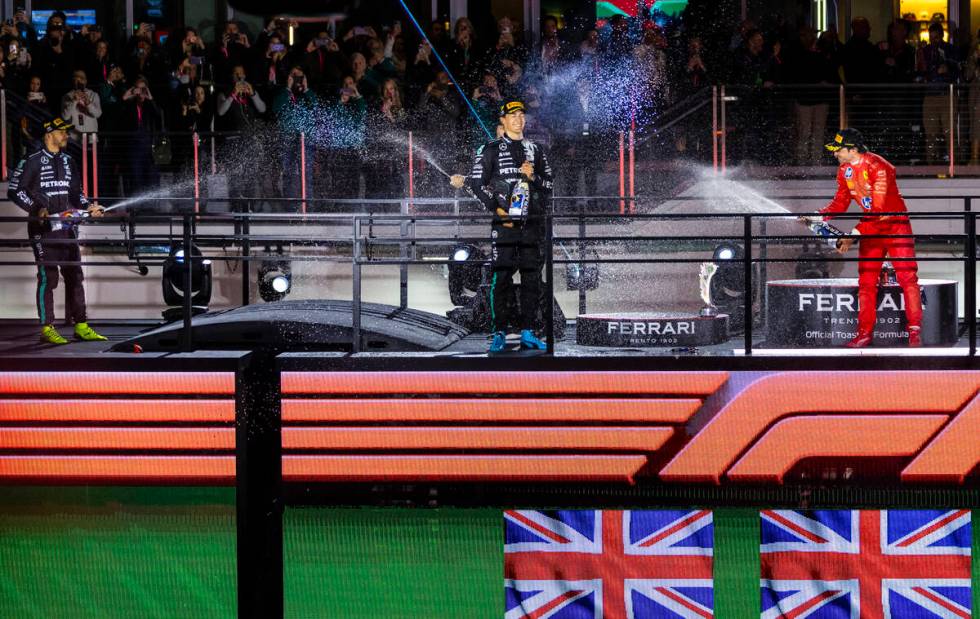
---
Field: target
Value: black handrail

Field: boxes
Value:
[1,199,977,355]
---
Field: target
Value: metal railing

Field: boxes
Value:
[0,194,977,355]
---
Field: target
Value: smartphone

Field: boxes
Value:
[270,43,285,52]
[340,87,355,97]
[189,55,203,65]
[315,37,330,48]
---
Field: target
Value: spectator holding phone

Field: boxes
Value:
[273,66,316,204]
[258,35,290,91]
[85,39,111,86]
[328,75,367,198]
[214,21,251,85]
[120,76,161,197]
[303,31,345,92]
[61,69,101,139]
[20,75,47,153]
[217,64,266,134]
[366,77,407,198]
[35,14,74,113]
[9,7,37,48]
[2,38,30,94]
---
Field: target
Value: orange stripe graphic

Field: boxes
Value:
[282,455,648,483]
[282,427,674,451]
[283,398,702,424]
[281,371,729,395]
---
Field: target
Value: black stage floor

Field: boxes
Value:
[0,318,973,359]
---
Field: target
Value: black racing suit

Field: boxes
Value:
[8,148,91,325]
[468,135,553,333]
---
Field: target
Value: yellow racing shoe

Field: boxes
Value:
[74,322,107,342]
[40,324,69,345]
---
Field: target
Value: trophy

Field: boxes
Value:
[698,262,719,316]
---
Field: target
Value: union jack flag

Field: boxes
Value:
[504,509,714,618]
[760,509,972,618]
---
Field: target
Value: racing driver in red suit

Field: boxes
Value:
[809,128,922,347]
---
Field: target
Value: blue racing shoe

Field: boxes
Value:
[520,329,547,351]
[488,331,508,354]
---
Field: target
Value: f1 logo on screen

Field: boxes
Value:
[278,370,980,487]
[658,371,980,485]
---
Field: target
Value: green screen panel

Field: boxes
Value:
[284,507,502,618]
[0,487,237,619]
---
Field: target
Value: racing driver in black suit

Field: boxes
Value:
[8,117,106,344]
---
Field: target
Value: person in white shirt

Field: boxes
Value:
[61,70,101,139]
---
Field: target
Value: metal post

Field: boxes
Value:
[545,207,555,355]
[81,133,89,198]
[408,130,414,209]
[578,200,587,315]
[182,215,193,352]
[712,85,718,174]
[720,86,727,174]
[399,200,409,309]
[743,215,753,355]
[241,211,250,307]
[618,131,625,214]
[839,84,846,130]
[193,132,200,214]
[91,133,99,202]
[300,132,307,214]
[1,89,7,181]
[758,217,767,332]
[234,354,283,619]
[352,217,362,353]
[966,199,976,356]
[949,84,955,178]
[211,134,217,175]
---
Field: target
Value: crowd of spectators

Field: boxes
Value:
[1,8,979,203]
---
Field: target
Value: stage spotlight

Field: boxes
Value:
[258,260,292,302]
[448,243,486,306]
[708,243,757,332]
[713,244,739,262]
[161,244,212,320]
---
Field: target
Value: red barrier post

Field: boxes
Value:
[193,132,200,214]
[81,133,89,198]
[300,132,307,214]
[712,86,718,174]
[618,131,625,214]
[91,134,99,201]
[720,86,727,174]
[628,129,635,214]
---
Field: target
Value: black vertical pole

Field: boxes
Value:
[966,198,976,356]
[546,205,555,354]
[182,214,193,351]
[758,217,768,332]
[241,208,251,306]
[235,353,283,618]
[743,215,753,355]
[578,199,587,315]
[352,217,362,353]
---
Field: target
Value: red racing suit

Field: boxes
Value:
[820,151,921,335]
